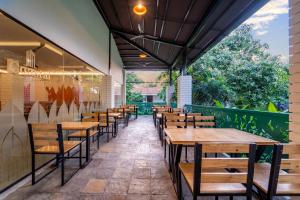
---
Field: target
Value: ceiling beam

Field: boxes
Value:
[114,32,171,67]
[111,28,183,48]
[93,0,110,28]
[156,0,170,54]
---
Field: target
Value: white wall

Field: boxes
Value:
[0,0,124,82]
[111,33,124,84]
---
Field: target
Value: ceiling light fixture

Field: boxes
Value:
[0,41,41,46]
[133,3,147,16]
[139,53,147,58]
[44,43,63,56]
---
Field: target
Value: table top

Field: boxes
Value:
[62,121,99,130]
[164,128,278,145]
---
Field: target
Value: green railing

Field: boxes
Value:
[184,105,289,162]
[127,102,177,115]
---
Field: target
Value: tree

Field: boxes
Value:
[126,73,143,102]
[189,24,289,111]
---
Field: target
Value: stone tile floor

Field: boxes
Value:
[3,116,293,200]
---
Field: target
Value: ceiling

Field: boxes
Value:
[0,14,95,71]
[94,0,268,71]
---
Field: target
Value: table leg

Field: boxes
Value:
[135,108,138,119]
[86,129,90,163]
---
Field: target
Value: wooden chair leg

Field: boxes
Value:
[106,126,109,142]
[31,153,35,185]
[185,146,188,162]
[164,139,167,159]
[79,143,82,168]
[61,154,65,186]
[97,133,100,149]
[177,170,182,200]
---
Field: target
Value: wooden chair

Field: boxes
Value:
[178,142,256,200]
[252,143,300,199]
[98,111,115,142]
[163,114,187,169]
[68,112,100,149]
[186,113,202,127]
[194,115,216,128]
[172,108,184,114]
[28,123,82,186]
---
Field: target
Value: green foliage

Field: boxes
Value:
[188,24,289,111]
[156,71,180,103]
[126,73,144,102]
[267,102,278,112]
[185,104,289,162]
[213,100,224,108]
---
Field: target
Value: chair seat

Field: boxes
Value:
[99,122,114,127]
[252,163,300,195]
[68,130,98,138]
[35,141,81,154]
[179,163,246,194]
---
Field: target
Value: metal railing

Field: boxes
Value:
[184,104,289,162]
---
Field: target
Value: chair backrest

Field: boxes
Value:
[193,142,256,196]
[97,111,110,124]
[172,108,184,113]
[267,143,300,196]
[186,113,202,126]
[164,113,187,128]
[156,107,171,113]
[81,112,99,122]
[194,115,216,128]
[28,123,63,153]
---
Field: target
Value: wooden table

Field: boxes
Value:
[62,122,99,165]
[164,128,278,192]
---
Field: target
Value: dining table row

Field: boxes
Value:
[152,105,300,200]
[27,105,138,186]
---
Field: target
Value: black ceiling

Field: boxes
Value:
[94,0,268,71]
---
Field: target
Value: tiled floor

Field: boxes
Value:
[3,116,290,200]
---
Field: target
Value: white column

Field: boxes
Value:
[289,0,300,143]
[122,69,126,105]
[100,75,114,109]
[177,75,192,108]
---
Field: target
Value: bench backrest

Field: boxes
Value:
[193,142,256,196]
[164,113,186,128]
[81,113,99,122]
[28,123,64,154]
[268,143,300,196]
[193,115,216,128]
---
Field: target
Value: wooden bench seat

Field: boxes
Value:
[35,141,81,154]
[179,162,247,194]
[252,163,300,195]
[68,129,98,138]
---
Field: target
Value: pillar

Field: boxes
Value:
[100,75,114,109]
[177,75,192,108]
[289,0,300,143]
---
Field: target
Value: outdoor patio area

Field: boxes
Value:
[0,0,299,199]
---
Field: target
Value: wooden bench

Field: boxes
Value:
[98,111,115,142]
[28,123,82,186]
[178,143,256,200]
[252,143,300,199]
